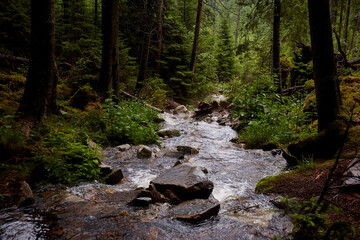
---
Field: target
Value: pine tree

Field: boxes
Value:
[216,17,235,82]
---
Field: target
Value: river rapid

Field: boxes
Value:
[0,111,292,239]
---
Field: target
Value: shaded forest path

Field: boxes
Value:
[0,111,292,239]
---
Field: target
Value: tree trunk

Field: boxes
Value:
[343,0,351,52]
[272,0,281,92]
[234,0,242,47]
[17,0,58,123]
[308,0,340,132]
[155,0,164,74]
[338,0,345,39]
[136,0,154,90]
[190,0,203,73]
[95,0,98,28]
[331,0,338,25]
[99,0,120,98]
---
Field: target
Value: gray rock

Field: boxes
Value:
[165,151,184,159]
[158,129,181,138]
[167,198,220,223]
[150,164,214,202]
[115,144,131,152]
[344,156,360,186]
[174,105,188,114]
[177,146,199,155]
[137,145,153,158]
[105,169,124,185]
[99,162,112,176]
[16,181,34,207]
[129,197,153,207]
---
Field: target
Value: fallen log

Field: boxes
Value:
[282,85,305,95]
[0,53,29,63]
[349,57,360,65]
[120,90,163,113]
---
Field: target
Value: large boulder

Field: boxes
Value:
[166,198,220,223]
[150,164,214,202]
[105,169,124,185]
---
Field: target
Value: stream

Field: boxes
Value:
[0,111,292,239]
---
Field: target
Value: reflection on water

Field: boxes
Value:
[0,112,292,239]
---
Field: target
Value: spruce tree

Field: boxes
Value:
[216,17,235,82]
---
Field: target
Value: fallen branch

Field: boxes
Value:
[120,90,163,113]
[349,57,360,65]
[0,53,29,63]
[282,85,305,95]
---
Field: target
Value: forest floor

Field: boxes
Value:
[262,158,360,233]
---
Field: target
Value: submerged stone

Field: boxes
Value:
[174,105,188,114]
[105,169,124,185]
[137,145,152,158]
[158,129,181,138]
[167,198,220,223]
[115,144,131,152]
[150,164,214,202]
[177,146,199,155]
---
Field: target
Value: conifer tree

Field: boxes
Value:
[216,17,235,82]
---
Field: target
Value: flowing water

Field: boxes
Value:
[0,112,292,239]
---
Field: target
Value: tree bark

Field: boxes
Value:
[136,0,154,90]
[234,0,242,47]
[190,0,203,73]
[343,0,351,51]
[338,0,345,39]
[308,0,340,132]
[99,0,120,98]
[330,0,338,25]
[17,0,58,123]
[272,0,281,92]
[155,0,164,74]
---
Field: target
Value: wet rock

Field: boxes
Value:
[261,143,278,151]
[200,167,209,174]
[167,199,220,223]
[153,116,165,123]
[194,101,213,117]
[105,169,124,185]
[158,129,181,138]
[271,149,282,156]
[137,145,152,158]
[174,105,188,114]
[230,137,238,143]
[16,181,34,207]
[129,197,153,207]
[99,162,112,176]
[173,159,184,167]
[281,149,298,167]
[166,98,181,110]
[343,156,360,187]
[150,164,214,202]
[219,100,231,109]
[115,144,131,152]
[165,151,184,159]
[177,146,199,155]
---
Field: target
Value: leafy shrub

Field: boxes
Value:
[103,98,160,146]
[31,125,101,185]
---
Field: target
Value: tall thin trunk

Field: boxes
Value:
[343,0,351,51]
[95,0,98,28]
[213,0,216,35]
[155,0,164,74]
[99,0,120,98]
[331,0,338,25]
[136,0,154,90]
[234,0,242,47]
[18,0,57,122]
[272,0,281,92]
[351,14,360,52]
[308,0,340,132]
[338,0,345,39]
[190,0,203,73]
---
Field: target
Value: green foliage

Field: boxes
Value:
[224,74,314,148]
[279,196,355,239]
[295,155,316,171]
[139,75,168,108]
[31,121,101,185]
[103,97,160,146]
[0,115,25,151]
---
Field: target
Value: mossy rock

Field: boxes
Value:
[57,84,72,101]
[69,87,99,110]
[288,120,346,159]
[0,73,26,91]
[304,79,315,93]
[339,75,360,118]
[303,89,316,113]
